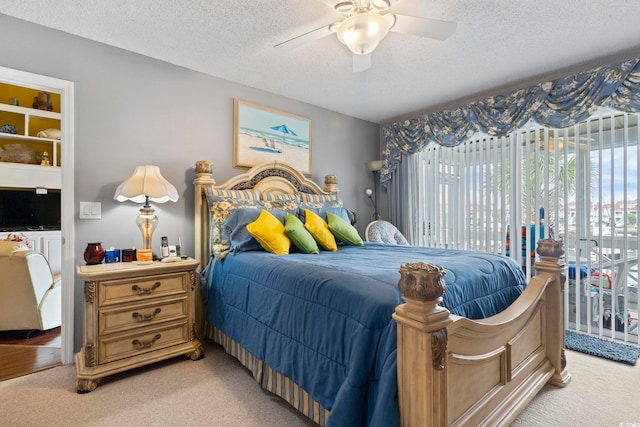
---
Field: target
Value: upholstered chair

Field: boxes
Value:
[0,241,61,331]
[365,220,410,245]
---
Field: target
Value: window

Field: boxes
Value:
[416,108,639,343]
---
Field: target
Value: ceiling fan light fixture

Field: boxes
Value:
[336,12,391,55]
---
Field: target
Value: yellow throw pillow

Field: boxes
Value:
[246,210,290,255]
[304,209,337,251]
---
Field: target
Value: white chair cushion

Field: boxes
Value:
[365,220,410,245]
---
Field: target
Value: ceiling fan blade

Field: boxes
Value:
[390,14,457,41]
[274,24,333,51]
[353,53,371,73]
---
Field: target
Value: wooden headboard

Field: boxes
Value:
[193,160,339,270]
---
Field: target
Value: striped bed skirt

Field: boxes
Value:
[205,323,330,426]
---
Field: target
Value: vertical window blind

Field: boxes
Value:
[415,108,639,344]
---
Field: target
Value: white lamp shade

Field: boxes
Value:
[366,160,384,171]
[114,165,179,204]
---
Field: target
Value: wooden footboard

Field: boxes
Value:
[393,239,570,427]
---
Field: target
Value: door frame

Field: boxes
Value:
[0,66,75,364]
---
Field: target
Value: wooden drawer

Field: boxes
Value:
[76,259,202,392]
[99,273,187,307]
[99,321,189,364]
[99,296,188,335]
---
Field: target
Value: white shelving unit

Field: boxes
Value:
[0,102,61,189]
[1,87,63,275]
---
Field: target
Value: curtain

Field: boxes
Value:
[389,153,421,244]
[380,58,640,186]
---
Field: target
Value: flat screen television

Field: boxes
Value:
[0,188,61,231]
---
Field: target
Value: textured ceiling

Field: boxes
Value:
[2,0,640,124]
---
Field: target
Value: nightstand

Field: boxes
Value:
[75,258,203,393]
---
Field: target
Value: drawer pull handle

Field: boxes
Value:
[132,308,162,322]
[131,282,161,295]
[132,334,161,350]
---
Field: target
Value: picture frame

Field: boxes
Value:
[233,99,312,174]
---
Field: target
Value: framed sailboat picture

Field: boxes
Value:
[233,99,312,174]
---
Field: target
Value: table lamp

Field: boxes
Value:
[114,165,179,250]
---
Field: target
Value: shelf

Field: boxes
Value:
[0,100,62,169]
[0,83,62,187]
[0,132,60,144]
[0,162,61,189]
[0,102,61,120]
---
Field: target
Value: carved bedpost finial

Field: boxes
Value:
[195,160,213,175]
[536,238,564,261]
[194,160,215,186]
[398,262,446,301]
[324,174,339,196]
[534,238,566,288]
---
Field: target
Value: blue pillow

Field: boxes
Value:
[206,191,264,260]
[298,206,351,224]
[223,208,287,253]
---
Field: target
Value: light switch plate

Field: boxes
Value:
[79,201,101,219]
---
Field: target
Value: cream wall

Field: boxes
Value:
[0,14,381,350]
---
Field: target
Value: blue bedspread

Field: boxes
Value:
[201,243,526,427]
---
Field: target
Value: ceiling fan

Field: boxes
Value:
[274,0,457,72]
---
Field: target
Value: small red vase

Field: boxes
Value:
[84,242,105,265]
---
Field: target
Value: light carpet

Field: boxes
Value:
[1,340,639,426]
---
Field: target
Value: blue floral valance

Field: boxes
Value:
[380,58,640,185]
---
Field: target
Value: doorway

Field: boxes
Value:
[0,66,75,365]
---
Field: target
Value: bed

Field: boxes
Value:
[193,160,570,427]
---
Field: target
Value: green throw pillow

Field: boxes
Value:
[327,212,364,246]
[284,213,319,254]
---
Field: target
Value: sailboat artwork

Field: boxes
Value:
[234,99,312,174]
[261,136,283,153]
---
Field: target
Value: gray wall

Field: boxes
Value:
[0,14,381,350]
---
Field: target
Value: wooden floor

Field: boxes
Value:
[0,327,62,382]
